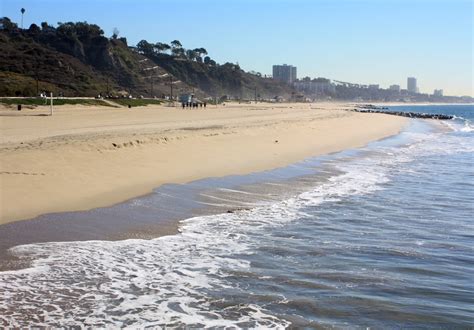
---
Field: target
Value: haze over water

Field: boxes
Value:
[0,105,473,327]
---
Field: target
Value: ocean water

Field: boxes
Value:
[0,105,473,327]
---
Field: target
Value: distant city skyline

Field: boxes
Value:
[292,71,444,96]
[1,0,472,96]
[290,70,447,97]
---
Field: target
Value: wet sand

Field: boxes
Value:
[0,151,350,271]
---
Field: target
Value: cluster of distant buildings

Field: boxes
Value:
[272,64,445,98]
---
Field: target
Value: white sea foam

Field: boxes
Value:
[460,120,474,132]
[441,116,474,133]
[0,122,472,327]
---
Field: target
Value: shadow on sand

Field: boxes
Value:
[0,112,51,117]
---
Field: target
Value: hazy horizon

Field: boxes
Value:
[2,0,472,97]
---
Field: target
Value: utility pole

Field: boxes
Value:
[170,76,173,102]
[254,86,257,104]
[49,92,53,116]
[150,74,153,98]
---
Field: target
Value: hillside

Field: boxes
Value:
[0,17,293,99]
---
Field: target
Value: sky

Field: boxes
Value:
[1,0,473,96]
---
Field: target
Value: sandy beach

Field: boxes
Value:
[0,102,407,225]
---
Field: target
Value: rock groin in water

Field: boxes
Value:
[353,105,453,120]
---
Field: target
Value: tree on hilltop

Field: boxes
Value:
[56,21,104,39]
[154,42,171,54]
[28,23,40,33]
[170,40,185,57]
[186,49,197,61]
[137,39,154,55]
[172,47,185,58]
[27,23,41,39]
[170,40,182,49]
[0,17,18,31]
[40,21,50,31]
[193,47,208,62]
[204,56,216,66]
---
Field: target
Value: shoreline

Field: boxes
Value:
[0,102,408,225]
[371,101,473,107]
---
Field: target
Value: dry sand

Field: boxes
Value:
[0,102,407,224]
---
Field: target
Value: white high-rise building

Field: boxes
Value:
[407,77,417,93]
[273,64,297,84]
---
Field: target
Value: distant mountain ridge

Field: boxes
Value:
[0,17,292,99]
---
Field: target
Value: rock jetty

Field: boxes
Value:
[353,105,453,120]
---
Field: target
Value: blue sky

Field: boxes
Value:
[1,0,472,96]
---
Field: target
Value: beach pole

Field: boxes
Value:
[167,76,172,107]
[50,92,53,116]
